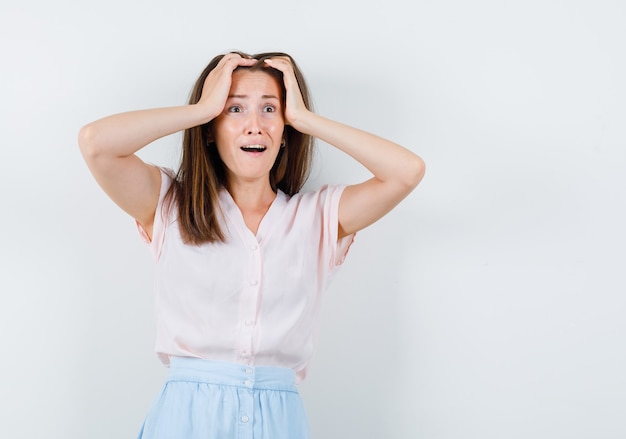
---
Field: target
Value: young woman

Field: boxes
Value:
[79,51,425,438]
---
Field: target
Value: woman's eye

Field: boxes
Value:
[228,106,242,113]
[263,105,275,113]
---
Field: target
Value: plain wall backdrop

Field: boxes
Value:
[1,0,625,438]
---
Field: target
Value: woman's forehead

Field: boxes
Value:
[230,70,282,97]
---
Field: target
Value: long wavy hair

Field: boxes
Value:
[165,51,314,245]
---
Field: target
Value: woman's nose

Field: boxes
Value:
[245,112,262,135]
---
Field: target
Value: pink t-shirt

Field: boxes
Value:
[137,168,355,382]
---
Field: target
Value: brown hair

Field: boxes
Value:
[166,51,314,244]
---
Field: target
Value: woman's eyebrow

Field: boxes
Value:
[227,94,279,100]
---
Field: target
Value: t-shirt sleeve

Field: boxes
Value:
[321,184,356,269]
[136,167,175,260]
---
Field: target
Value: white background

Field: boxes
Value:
[1,0,625,438]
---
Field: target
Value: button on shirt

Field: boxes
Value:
[137,169,355,383]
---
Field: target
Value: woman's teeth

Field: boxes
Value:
[241,144,267,152]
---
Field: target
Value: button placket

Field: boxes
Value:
[237,366,255,435]
[237,236,262,364]
[243,366,255,388]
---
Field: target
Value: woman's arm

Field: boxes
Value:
[78,54,256,235]
[265,58,425,239]
[78,106,207,232]
[293,114,425,238]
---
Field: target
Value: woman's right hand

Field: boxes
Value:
[78,53,256,237]
[196,53,257,120]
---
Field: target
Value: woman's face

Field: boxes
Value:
[212,69,285,187]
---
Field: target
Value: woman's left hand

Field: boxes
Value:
[263,57,310,130]
[263,58,425,240]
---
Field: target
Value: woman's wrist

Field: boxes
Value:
[287,109,318,135]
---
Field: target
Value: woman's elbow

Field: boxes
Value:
[77,123,102,160]
[404,154,426,190]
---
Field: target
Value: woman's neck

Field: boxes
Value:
[225,179,277,235]
[226,180,276,210]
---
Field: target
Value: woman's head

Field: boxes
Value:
[171,51,314,244]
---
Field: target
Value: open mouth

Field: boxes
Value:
[240,144,267,153]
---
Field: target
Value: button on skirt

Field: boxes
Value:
[137,357,311,439]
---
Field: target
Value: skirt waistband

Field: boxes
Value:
[167,357,298,392]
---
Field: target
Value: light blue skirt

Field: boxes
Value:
[137,357,311,439]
